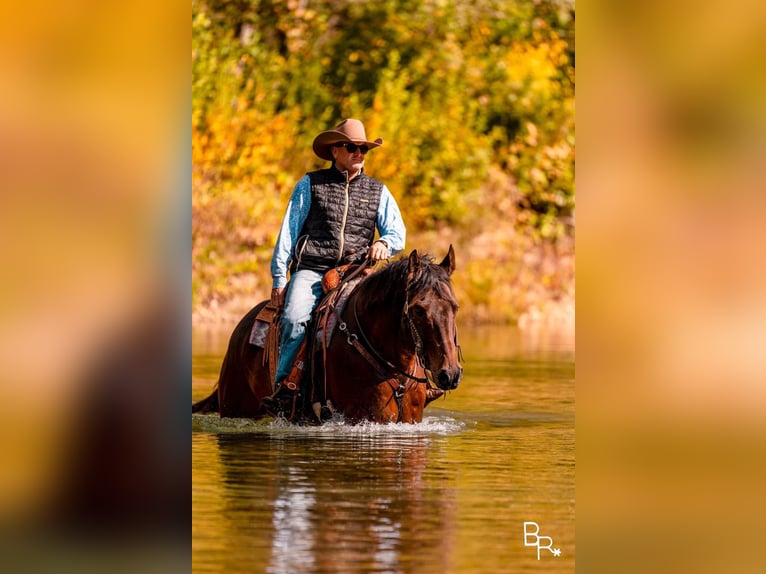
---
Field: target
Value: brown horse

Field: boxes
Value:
[192,246,462,423]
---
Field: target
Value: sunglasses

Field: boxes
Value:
[334,142,369,155]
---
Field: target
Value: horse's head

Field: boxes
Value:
[404,245,463,391]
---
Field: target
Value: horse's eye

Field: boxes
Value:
[413,306,427,318]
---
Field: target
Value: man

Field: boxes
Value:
[264,118,406,413]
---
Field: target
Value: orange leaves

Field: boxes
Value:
[192,0,575,321]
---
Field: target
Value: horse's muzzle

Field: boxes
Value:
[436,367,462,390]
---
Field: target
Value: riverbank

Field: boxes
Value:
[192,225,574,332]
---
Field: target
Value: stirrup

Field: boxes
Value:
[263,381,299,419]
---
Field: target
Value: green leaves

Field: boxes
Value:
[192,0,575,322]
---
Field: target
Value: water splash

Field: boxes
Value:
[192,412,466,436]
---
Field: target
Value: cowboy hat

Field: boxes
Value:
[312,118,383,161]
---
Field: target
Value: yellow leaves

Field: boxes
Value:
[190,0,575,322]
[372,94,384,114]
[530,167,548,186]
[236,152,250,170]
[545,140,572,161]
[192,8,573,226]
[525,122,539,146]
[503,34,570,111]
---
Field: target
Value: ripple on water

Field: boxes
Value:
[192,412,466,437]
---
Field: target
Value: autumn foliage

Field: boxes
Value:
[192,0,574,325]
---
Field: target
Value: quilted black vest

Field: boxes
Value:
[290,167,383,273]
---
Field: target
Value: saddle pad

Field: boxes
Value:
[249,320,269,347]
[249,304,279,347]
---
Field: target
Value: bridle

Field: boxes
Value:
[402,284,427,363]
[402,277,463,365]
[337,291,429,384]
[336,276,460,422]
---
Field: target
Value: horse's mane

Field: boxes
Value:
[358,253,456,307]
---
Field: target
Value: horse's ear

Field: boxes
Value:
[407,249,421,282]
[440,244,456,276]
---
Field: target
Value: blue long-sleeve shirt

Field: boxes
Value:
[271,173,406,288]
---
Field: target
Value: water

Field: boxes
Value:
[192,324,574,573]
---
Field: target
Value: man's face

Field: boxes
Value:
[331,142,367,175]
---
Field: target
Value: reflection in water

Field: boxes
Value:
[205,432,456,574]
[271,466,315,573]
[193,325,575,573]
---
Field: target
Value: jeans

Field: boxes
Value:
[274,269,325,388]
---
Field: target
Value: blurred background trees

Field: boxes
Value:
[192,0,574,325]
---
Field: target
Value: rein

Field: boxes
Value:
[334,287,432,423]
[354,294,430,383]
[402,281,433,372]
[327,256,462,423]
[335,295,429,384]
